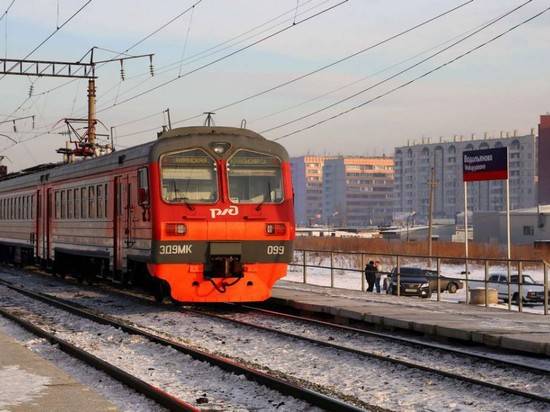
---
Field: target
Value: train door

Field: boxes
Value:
[46,188,52,263]
[35,189,41,260]
[114,175,132,276]
[114,176,125,275]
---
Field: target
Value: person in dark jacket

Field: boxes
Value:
[365,260,376,292]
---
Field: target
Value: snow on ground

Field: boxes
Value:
[0,365,51,410]
[0,284,317,412]
[284,251,548,314]
[0,316,162,412]
[0,271,547,412]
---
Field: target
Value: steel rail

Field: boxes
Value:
[242,303,550,375]
[188,305,550,405]
[0,305,198,412]
[0,279,371,412]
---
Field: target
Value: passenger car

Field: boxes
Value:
[386,267,464,298]
[487,274,547,305]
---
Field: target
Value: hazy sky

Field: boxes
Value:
[0,0,549,170]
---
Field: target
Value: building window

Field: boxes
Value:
[523,225,534,236]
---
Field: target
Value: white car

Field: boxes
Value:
[487,274,548,305]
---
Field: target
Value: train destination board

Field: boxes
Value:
[462,147,508,182]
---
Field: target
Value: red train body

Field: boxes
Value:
[0,126,295,302]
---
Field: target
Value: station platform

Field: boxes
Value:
[271,281,550,356]
[0,331,117,411]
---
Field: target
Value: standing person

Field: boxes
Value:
[365,260,376,292]
[374,261,381,293]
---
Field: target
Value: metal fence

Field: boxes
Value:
[289,249,550,315]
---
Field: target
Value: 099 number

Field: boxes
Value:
[267,245,285,255]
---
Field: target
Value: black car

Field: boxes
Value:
[386,267,464,298]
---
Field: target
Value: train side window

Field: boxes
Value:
[25,196,29,220]
[74,189,80,219]
[104,183,108,218]
[137,168,150,206]
[96,185,104,218]
[89,186,96,219]
[81,187,88,219]
[17,197,21,220]
[31,195,35,220]
[68,189,73,219]
[61,191,66,219]
[55,191,60,219]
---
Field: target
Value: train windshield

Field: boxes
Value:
[161,149,218,203]
[227,150,283,204]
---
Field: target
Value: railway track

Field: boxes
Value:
[1,267,549,411]
[0,305,197,412]
[0,277,372,412]
[188,304,550,405]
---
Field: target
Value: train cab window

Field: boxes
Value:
[89,186,96,219]
[160,149,218,203]
[97,184,104,218]
[227,150,283,204]
[81,187,88,219]
[137,168,149,206]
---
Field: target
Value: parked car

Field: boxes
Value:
[487,273,547,305]
[386,267,464,298]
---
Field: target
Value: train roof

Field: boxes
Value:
[0,126,289,192]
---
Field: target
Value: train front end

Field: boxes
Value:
[147,126,295,302]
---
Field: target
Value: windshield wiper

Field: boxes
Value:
[256,181,272,211]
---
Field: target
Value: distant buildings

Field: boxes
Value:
[290,156,331,226]
[291,116,549,231]
[291,155,394,227]
[393,132,538,222]
[538,115,550,205]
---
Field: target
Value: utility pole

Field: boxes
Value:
[0,49,153,160]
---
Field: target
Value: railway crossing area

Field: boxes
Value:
[271,280,550,356]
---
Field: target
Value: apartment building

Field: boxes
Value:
[290,156,331,226]
[393,132,538,221]
[322,156,394,227]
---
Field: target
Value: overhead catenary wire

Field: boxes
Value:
[12,0,206,120]
[272,4,550,142]
[261,0,534,135]
[0,0,15,24]
[96,0,350,114]
[169,0,476,128]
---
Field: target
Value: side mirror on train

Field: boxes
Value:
[138,188,150,206]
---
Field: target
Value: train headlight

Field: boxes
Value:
[266,223,286,235]
[210,142,231,155]
[166,223,187,236]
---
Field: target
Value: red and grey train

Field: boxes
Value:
[0,126,295,302]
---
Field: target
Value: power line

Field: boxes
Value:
[96,0,349,113]
[94,0,336,114]
[0,0,16,23]
[262,0,533,134]
[250,19,492,124]
[15,0,205,115]
[272,4,550,142]
[171,0,476,127]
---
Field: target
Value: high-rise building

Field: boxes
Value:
[538,115,550,204]
[393,132,538,221]
[290,156,330,226]
[322,157,394,227]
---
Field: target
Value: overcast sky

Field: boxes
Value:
[0,0,549,170]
